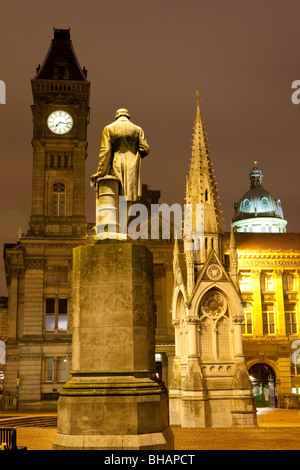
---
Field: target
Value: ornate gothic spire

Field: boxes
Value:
[185,86,223,238]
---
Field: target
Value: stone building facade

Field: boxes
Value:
[1,29,300,417]
[224,232,300,409]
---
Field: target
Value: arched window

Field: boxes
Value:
[199,289,230,360]
[52,183,66,216]
[175,291,185,320]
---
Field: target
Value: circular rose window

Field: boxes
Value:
[200,290,227,318]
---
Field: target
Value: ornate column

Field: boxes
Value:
[7,268,20,341]
[186,316,198,358]
[185,249,195,297]
[172,319,181,358]
[232,315,245,358]
[275,269,285,336]
[252,269,263,336]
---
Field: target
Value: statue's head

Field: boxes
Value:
[115,108,130,120]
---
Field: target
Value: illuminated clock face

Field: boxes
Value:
[47,110,73,135]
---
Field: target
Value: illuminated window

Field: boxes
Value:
[285,303,297,334]
[52,183,66,216]
[242,303,253,334]
[45,297,68,331]
[262,303,275,335]
[261,273,274,292]
[239,273,252,291]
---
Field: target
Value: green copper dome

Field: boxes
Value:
[233,162,287,233]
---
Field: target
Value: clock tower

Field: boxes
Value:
[30,28,90,238]
[2,29,90,411]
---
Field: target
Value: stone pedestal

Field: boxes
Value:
[53,242,173,450]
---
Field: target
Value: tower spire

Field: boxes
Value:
[185,86,224,266]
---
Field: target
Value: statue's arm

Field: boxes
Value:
[138,128,150,158]
[98,126,112,175]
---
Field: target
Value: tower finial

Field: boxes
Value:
[195,83,202,119]
[196,83,200,103]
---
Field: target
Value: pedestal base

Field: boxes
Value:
[54,429,173,450]
[53,373,173,450]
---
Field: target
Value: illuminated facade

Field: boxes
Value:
[1,30,300,415]
[224,232,300,408]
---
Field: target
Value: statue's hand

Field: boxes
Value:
[90,173,98,187]
[97,163,105,176]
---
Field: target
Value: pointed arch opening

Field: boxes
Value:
[198,288,233,361]
[175,290,185,321]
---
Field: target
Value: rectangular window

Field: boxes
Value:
[45,266,68,285]
[58,298,68,330]
[285,303,297,334]
[262,303,275,335]
[283,274,295,291]
[46,266,56,285]
[239,273,252,292]
[44,357,68,384]
[261,274,274,292]
[59,266,68,284]
[242,302,253,334]
[45,357,54,382]
[45,298,55,331]
[57,357,67,383]
[45,297,68,331]
[52,183,66,217]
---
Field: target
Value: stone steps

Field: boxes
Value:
[0,415,57,428]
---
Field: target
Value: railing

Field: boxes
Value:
[0,427,27,451]
[0,428,17,450]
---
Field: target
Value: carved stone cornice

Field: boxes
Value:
[239,253,300,268]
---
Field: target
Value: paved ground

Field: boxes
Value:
[1,408,300,450]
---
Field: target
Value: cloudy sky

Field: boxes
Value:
[1,0,300,294]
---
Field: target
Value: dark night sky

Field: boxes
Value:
[1,0,300,295]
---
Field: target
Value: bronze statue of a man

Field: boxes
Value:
[93,108,150,202]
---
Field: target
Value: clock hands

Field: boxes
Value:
[48,111,73,135]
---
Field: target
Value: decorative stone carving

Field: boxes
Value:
[200,290,227,318]
[207,264,222,281]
